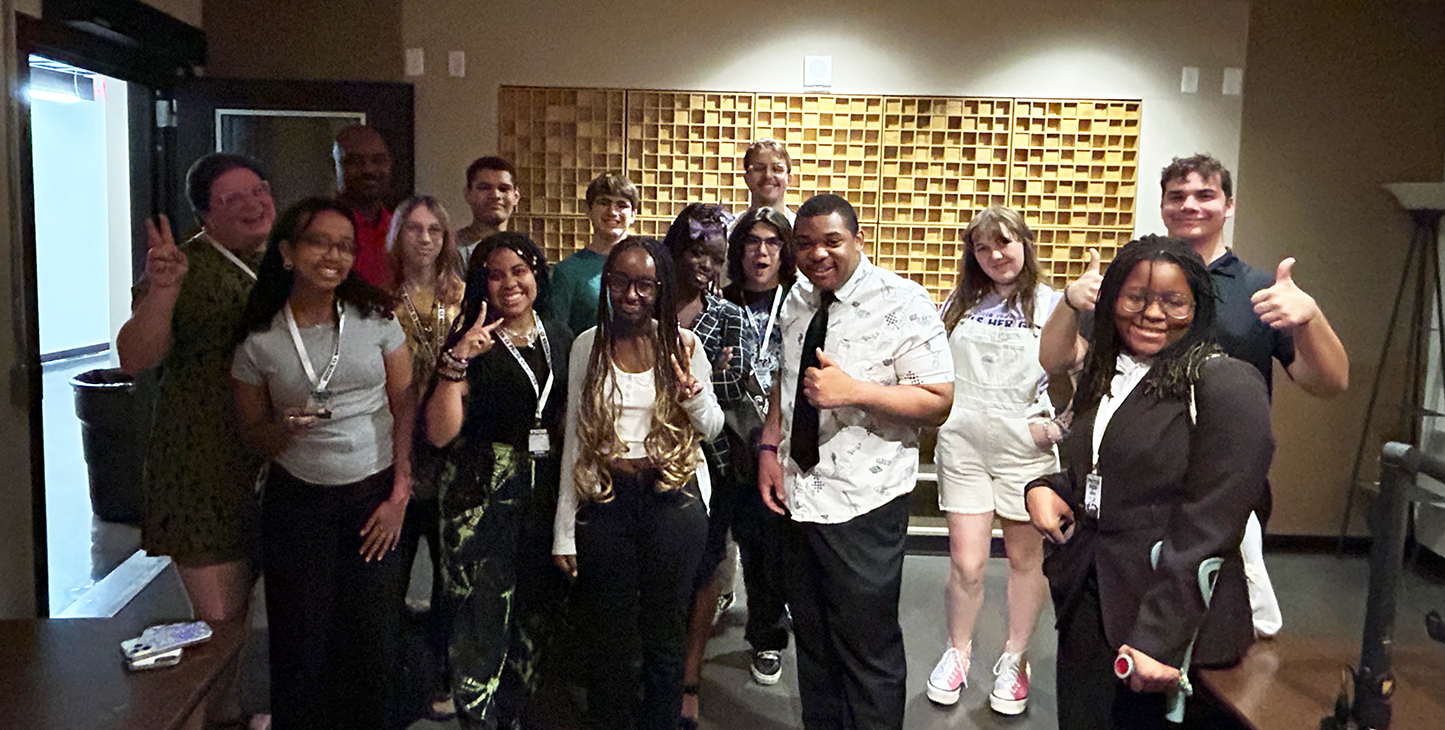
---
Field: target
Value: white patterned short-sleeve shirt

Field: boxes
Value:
[778,257,954,523]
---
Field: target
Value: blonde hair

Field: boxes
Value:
[942,205,1042,332]
[573,237,701,503]
[386,195,464,306]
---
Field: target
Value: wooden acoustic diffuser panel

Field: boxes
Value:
[499,86,1141,300]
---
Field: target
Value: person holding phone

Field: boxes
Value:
[231,197,414,730]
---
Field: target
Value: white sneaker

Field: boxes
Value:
[990,651,1030,715]
[926,644,969,705]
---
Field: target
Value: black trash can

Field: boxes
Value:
[71,368,145,524]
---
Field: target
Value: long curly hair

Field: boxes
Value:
[235,197,395,343]
[574,236,700,503]
[1071,235,1219,414]
[942,205,1042,333]
[385,195,464,307]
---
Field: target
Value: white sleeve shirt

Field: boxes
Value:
[777,257,954,523]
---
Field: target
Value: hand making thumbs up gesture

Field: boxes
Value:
[1063,248,1103,311]
[1251,257,1321,330]
[143,215,188,291]
[802,348,857,409]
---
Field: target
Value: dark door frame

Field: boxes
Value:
[15,10,181,616]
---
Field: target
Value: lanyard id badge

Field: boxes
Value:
[285,301,345,417]
[1083,472,1102,518]
[498,313,555,456]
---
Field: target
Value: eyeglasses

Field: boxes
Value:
[1118,290,1194,319]
[297,234,358,256]
[214,181,271,211]
[743,234,782,252]
[746,163,788,175]
[402,222,446,240]
[605,275,660,298]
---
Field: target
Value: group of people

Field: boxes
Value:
[117,121,1349,730]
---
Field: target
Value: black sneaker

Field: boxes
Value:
[750,650,783,685]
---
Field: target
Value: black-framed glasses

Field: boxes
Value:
[605,275,660,298]
[1118,290,1193,319]
[743,234,782,252]
[297,234,358,256]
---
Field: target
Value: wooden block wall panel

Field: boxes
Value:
[880,97,1011,226]
[754,94,884,221]
[1033,227,1134,287]
[873,224,966,301]
[498,87,1142,301]
[627,91,754,223]
[1009,99,1141,228]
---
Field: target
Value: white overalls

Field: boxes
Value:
[936,286,1060,522]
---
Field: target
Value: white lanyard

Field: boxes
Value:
[202,233,258,280]
[284,300,345,393]
[756,286,783,356]
[497,312,555,426]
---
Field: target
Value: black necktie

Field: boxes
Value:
[790,290,835,473]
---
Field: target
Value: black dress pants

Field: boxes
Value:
[575,470,708,730]
[733,480,790,652]
[784,493,909,730]
[263,465,408,730]
[1055,570,1172,730]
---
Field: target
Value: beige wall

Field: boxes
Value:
[1234,1,1445,535]
[401,0,1249,243]
[204,0,400,81]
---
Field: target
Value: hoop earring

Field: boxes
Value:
[283,260,293,270]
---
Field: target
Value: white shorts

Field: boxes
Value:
[935,407,1059,522]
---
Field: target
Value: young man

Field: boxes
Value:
[549,173,638,334]
[333,124,395,286]
[1038,153,1349,637]
[739,139,797,224]
[456,156,521,271]
[758,194,954,730]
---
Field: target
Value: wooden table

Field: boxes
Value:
[0,575,246,730]
[1198,633,1445,730]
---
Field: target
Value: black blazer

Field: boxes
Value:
[1027,355,1273,668]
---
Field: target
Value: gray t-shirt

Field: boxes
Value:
[232,302,407,486]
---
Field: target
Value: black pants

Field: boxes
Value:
[785,493,909,730]
[733,479,790,652]
[263,465,408,730]
[1055,570,1173,730]
[575,470,708,730]
[398,495,448,691]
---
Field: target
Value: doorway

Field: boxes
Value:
[28,54,145,615]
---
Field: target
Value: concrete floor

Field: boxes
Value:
[403,549,1445,730]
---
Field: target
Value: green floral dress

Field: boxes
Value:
[140,234,263,563]
[434,321,570,728]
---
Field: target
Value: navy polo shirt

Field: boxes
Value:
[1206,251,1294,395]
[1078,250,1295,396]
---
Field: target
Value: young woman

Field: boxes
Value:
[1026,236,1272,729]
[928,206,1064,715]
[662,203,758,727]
[422,232,571,729]
[721,206,797,686]
[231,197,413,730]
[552,236,723,730]
[385,195,465,721]
[117,153,275,729]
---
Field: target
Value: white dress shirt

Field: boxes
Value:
[777,257,954,523]
[1091,352,1153,466]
